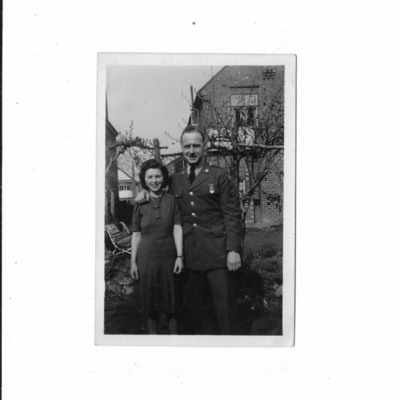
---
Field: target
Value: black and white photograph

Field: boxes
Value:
[96,54,296,346]
[5,0,400,398]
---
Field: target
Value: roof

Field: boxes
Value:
[106,119,119,138]
[196,66,227,94]
[118,167,134,181]
[192,66,227,110]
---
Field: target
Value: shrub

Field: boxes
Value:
[115,200,134,226]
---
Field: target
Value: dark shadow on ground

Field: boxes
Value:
[233,267,282,335]
[104,294,146,335]
[104,225,283,336]
[104,267,282,336]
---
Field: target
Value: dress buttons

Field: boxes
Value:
[154,206,160,209]
[189,191,193,196]
[191,212,196,217]
[155,216,161,219]
[193,223,197,227]
[190,201,194,206]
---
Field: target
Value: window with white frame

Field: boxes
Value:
[119,183,132,191]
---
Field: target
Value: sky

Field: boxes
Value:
[106,65,223,153]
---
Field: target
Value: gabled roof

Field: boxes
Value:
[189,67,227,123]
[106,119,119,138]
[196,66,227,94]
[118,167,134,181]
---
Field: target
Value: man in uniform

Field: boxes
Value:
[137,125,242,334]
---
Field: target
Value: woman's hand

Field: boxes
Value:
[130,262,139,280]
[173,257,184,274]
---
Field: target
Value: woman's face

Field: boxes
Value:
[144,168,164,194]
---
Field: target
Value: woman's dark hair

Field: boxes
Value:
[180,125,207,143]
[139,159,169,191]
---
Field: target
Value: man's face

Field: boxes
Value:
[181,131,205,166]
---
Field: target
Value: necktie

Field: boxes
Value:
[189,165,196,184]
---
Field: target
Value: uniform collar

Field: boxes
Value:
[179,162,211,190]
[180,161,210,175]
[180,161,208,174]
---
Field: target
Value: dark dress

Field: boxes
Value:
[132,193,182,318]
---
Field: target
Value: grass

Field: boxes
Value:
[104,224,283,335]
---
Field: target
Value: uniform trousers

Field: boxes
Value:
[186,268,237,335]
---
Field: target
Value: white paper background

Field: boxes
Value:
[3,1,400,399]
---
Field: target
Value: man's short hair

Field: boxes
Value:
[180,125,207,143]
[139,159,170,190]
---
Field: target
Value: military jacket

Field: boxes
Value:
[170,162,242,271]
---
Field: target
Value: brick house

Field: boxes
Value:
[171,65,285,225]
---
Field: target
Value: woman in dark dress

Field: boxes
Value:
[130,159,183,334]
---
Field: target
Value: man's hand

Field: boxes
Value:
[134,189,150,204]
[227,251,241,271]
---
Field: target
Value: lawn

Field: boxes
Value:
[104,224,283,335]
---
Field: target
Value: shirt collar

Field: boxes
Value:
[186,160,205,175]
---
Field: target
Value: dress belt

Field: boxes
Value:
[141,234,173,239]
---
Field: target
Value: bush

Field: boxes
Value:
[115,200,134,226]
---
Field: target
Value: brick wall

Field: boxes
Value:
[259,157,284,225]
[198,65,284,129]
[205,154,283,225]
[194,66,284,225]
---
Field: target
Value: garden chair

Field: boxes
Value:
[105,221,132,256]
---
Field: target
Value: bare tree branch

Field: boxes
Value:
[194,83,285,223]
[237,144,284,150]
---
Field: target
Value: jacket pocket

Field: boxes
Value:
[211,224,225,238]
[174,190,183,198]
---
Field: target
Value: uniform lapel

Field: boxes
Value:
[190,162,211,190]
[179,169,191,192]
